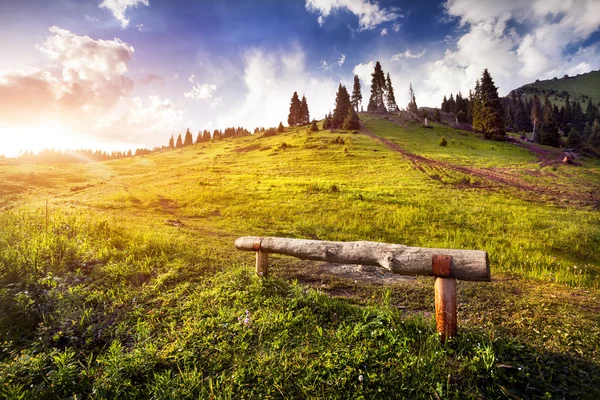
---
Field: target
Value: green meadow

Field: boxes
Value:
[1,116,599,399]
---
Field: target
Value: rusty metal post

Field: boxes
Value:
[432,255,457,342]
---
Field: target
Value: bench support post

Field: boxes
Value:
[256,250,269,277]
[434,277,457,343]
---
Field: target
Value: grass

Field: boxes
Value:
[1,117,600,398]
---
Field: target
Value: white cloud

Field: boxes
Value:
[306,0,401,30]
[320,60,331,70]
[220,47,339,129]
[417,0,600,107]
[338,54,346,66]
[392,49,426,60]
[188,74,195,83]
[352,60,375,84]
[95,95,184,144]
[184,83,217,101]
[0,26,135,123]
[99,0,149,29]
[0,26,175,153]
[392,23,401,32]
[380,28,388,36]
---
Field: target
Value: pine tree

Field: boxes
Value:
[448,93,456,114]
[566,128,582,149]
[168,135,174,149]
[540,97,561,147]
[407,83,418,113]
[441,95,448,113]
[278,122,285,133]
[184,128,194,146]
[310,119,319,132]
[323,113,331,130]
[572,100,584,133]
[586,99,597,125]
[342,107,360,130]
[175,134,183,148]
[514,96,531,132]
[475,69,505,139]
[385,73,398,112]
[300,95,310,125]
[351,75,362,113]
[530,95,543,142]
[368,61,387,113]
[471,82,482,131]
[588,120,600,149]
[288,92,302,126]
[332,84,352,128]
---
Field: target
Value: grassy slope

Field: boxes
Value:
[512,69,600,106]
[1,118,599,399]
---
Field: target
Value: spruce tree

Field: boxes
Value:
[586,99,597,125]
[385,73,398,112]
[288,92,301,126]
[351,75,362,113]
[168,135,174,149]
[514,96,531,132]
[343,107,360,130]
[300,95,310,125]
[433,108,441,122]
[332,84,352,128]
[448,93,456,114]
[368,61,387,113]
[184,128,194,146]
[588,120,600,149]
[471,82,482,131]
[476,69,505,139]
[323,113,331,130]
[196,132,202,144]
[310,120,319,132]
[441,95,448,113]
[540,97,561,147]
[566,128,582,149]
[407,83,418,113]
[278,122,285,133]
[530,95,543,142]
[175,134,183,148]
[203,130,211,142]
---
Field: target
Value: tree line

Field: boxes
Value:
[439,69,600,152]
[10,148,159,164]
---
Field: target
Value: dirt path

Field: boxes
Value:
[360,122,600,209]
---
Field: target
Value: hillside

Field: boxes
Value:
[1,116,600,399]
[510,70,600,106]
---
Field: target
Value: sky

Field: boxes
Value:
[1,0,599,157]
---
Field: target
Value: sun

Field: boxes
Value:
[0,120,99,158]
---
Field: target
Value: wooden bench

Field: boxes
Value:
[236,236,490,342]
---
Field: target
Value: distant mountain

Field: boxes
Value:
[509,70,600,106]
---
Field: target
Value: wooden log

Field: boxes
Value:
[435,277,457,342]
[235,236,489,282]
[256,250,269,277]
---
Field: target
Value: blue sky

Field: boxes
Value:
[0,0,599,156]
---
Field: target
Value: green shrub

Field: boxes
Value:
[439,136,448,147]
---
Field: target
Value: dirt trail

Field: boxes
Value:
[360,122,600,209]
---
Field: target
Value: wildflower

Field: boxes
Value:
[358,374,363,383]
